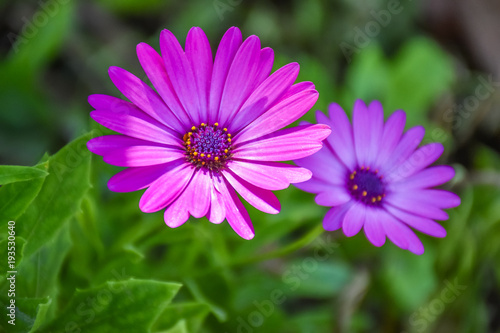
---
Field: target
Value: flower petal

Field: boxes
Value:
[381,210,425,255]
[208,174,227,224]
[342,202,366,237]
[136,42,192,128]
[160,29,203,125]
[315,186,351,207]
[235,89,319,144]
[366,100,384,165]
[108,66,185,132]
[87,135,162,156]
[385,193,450,220]
[227,160,311,191]
[233,124,330,161]
[323,201,353,231]
[103,146,185,167]
[374,110,406,168]
[90,110,182,146]
[209,27,243,124]
[387,143,444,182]
[188,169,212,218]
[215,177,255,239]
[294,146,347,187]
[139,161,195,213]
[352,99,370,167]
[381,125,425,174]
[363,207,386,247]
[223,170,280,214]
[185,27,213,122]
[218,35,261,127]
[384,205,447,238]
[390,165,456,190]
[108,163,172,193]
[229,62,299,132]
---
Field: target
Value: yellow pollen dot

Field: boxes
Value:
[377,196,382,201]
[366,166,370,170]
[201,153,205,157]
[362,191,367,196]
[207,154,211,158]
[186,141,191,145]
[191,126,196,131]
[227,138,232,142]
[224,149,228,153]
[214,122,219,126]
[350,173,355,180]
[215,157,219,161]
[188,132,192,136]
[193,152,198,156]
[352,185,358,190]
[361,166,365,170]
[227,133,231,137]
[353,170,357,175]
[374,169,378,174]
[201,123,206,126]
[223,128,227,132]
[371,197,376,203]
[202,162,205,165]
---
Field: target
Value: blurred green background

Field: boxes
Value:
[1,0,500,332]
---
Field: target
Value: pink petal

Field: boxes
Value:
[235,89,319,144]
[363,207,386,247]
[103,146,185,167]
[209,27,243,125]
[374,110,406,168]
[385,193,450,220]
[323,103,357,170]
[222,170,280,214]
[387,143,444,182]
[323,202,353,231]
[87,135,162,156]
[381,126,425,174]
[108,66,185,132]
[352,99,370,167]
[218,35,261,127]
[139,161,195,213]
[163,193,191,228]
[208,174,227,224]
[315,186,351,207]
[252,47,274,91]
[388,189,460,209]
[185,27,213,122]
[229,62,299,132]
[384,205,447,238]
[342,202,366,237]
[366,101,384,165]
[294,146,347,187]
[233,124,330,161]
[160,29,203,125]
[215,177,255,239]
[381,210,425,255]
[188,169,212,218]
[136,43,192,128]
[227,160,311,191]
[108,163,173,193]
[390,165,456,190]
[90,110,182,146]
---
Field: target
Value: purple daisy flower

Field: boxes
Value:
[87,27,330,240]
[294,100,461,254]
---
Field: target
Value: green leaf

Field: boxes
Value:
[0,165,48,185]
[0,236,26,269]
[17,132,92,258]
[158,320,188,333]
[152,302,211,333]
[0,161,48,222]
[39,279,181,333]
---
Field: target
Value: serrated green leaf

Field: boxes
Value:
[0,161,48,222]
[0,165,48,185]
[39,279,181,333]
[17,132,92,258]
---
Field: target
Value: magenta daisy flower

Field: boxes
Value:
[294,100,460,254]
[87,27,330,239]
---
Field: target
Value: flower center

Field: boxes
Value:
[347,166,386,206]
[183,123,232,171]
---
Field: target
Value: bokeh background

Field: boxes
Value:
[1,0,500,332]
